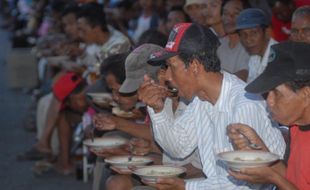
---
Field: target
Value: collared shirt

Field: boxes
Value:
[148,72,286,190]
[247,38,277,83]
[161,98,202,169]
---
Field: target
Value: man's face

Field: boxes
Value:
[67,90,88,113]
[239,26,268,56]
[222,0,243,34]
[266,84,305,125]
[204,0,222,27]
[106,72,138,111]
[77,17,98,44]
[272,1,294,22]
[166,10,187,33]
[62,13,80,40]
[185,3,207,25]
[165,56,196,100]
[290,15,310,43]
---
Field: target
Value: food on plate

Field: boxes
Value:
[112,107,134,118]
[234,157,264,161]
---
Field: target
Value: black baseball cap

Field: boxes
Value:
[148,23,220,64]
[245,41,310,94]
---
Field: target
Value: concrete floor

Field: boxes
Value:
[0,23,91,190]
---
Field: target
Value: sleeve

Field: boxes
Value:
[147,99,199,159]
[185,175,267,190]
[231,101,286,158]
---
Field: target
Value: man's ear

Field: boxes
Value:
[188,58,201,75]
[301,86,310,98]
[299,86,310,106]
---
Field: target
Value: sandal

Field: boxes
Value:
[17,147,52,161]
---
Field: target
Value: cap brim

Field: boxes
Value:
[119,77,143,94]
[148,50,178,66]
[236,23,260,31]
[245,75,287,94]
[86,77,107,93]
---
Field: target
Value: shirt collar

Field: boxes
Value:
[213,72,232,112]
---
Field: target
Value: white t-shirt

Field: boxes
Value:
[247,38,277,83]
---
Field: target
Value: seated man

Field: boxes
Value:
[138,23,285,189]
[34,72,89,175]
[91,44,203,190]
[228,42,310,190]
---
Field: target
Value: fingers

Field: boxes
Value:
[110,166,132,175]
[129,138,152,155]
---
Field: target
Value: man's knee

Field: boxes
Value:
[105,175,133,190]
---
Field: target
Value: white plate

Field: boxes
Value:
[112,107,134,118]
[133,165,186,184]
[83,137,128,151]
[87,93,112,101]
[105,155,153,172]
[217,150,280,171]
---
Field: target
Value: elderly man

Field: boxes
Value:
[228,42,310,190]
[138,23,285,190]
[290,5,310,43]
[236,8,277,83]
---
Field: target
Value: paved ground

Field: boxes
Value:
[0,22,92,190]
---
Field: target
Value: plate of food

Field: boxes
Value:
[83,137,128,151]
[105,155,153,172]
[132,165,186,184]
[87,93,113,106]
[87,93,112,102]
[112,107,135,118]
[217,150,280,171]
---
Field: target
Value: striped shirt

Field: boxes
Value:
[148,72,286,190]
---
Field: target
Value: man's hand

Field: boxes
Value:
[143,177,185,190]
[92,113,117,131]
[138,75,167,113]
[91,145,129,158]
[228,166,278,184]
[129,138,152,156]
[227,123,268,151]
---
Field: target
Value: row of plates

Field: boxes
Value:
[84,137,280,183]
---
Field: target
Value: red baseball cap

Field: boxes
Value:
[148,23,219,64]
[52,72,83,102]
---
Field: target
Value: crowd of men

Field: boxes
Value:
[1,0,310,190]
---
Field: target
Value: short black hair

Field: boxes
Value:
[61,3,80,17]
[178,26,221,72]
[222,0,251,10]
[167,6,191,22]
[78,2,108,32]
[286,79,310,92]
[101,52,129,84]
[137,29,168,47]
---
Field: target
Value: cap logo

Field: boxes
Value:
[149,51,163,59]
[296,69,310,76]
[268,48,276,63]
[165,23,192,52]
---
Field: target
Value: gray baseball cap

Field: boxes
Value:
[119,44,163,94]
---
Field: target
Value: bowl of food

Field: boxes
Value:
[87,93,113,106]
[105,155,153,172]
[217,150,280,171]
[83,137,128,152]
[112,107,135,119]
[132,165,186,184]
